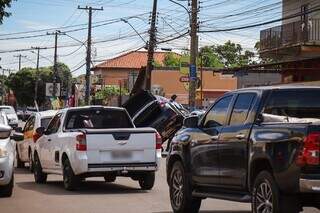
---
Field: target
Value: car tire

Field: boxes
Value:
[33,153,47,184]
[169,161,201,213]
[16,146,24,168]
[63,158,79,191]
[28,151,34,173]
[139,172,155,190]
[0,174,14,197]
[252,171,300,213]
[104,176,116,183]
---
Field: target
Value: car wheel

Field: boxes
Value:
[169,161,201,213]
[104,176,116,183]
[63,158,79,191]
[28,151,34,173]
[0,174,14,197]
[252,171,300,213]
[33,153,47,184]
[139,172,155,190]
[16,146,24,168]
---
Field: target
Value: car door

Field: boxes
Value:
[218,92,257,190]
[21,116,35,161]
[40,113,62,169]
[191,95,234,186]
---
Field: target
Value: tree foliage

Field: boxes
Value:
[0,0,15,24]
[163,52,181,67]
[198,46,224,68]
[5,63,72,106]
[95,85,129,105]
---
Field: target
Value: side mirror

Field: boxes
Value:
[36,127,45,136]
[255,113,264,125]
[183,116,199,128]
[11,132,24,141]
[15,127,23,133]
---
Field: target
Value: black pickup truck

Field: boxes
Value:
[166,86,320,213]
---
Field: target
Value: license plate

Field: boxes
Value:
[111,151,132,159]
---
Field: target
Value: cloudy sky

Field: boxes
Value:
[0,0,282,76]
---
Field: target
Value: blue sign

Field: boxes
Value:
[189,64,197,80]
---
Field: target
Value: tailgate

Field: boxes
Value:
[84,128,156,165]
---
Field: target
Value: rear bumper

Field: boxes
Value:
[87,163,158,173]
[300,178,320,193]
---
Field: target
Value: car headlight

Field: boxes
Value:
[0,147,8,158]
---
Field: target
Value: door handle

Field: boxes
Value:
[236,134,246,140]
[211,135,219,141]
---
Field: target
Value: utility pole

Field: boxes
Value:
[189,0,199,110]
[145,0,158,90]
[14,54,27,71]
[78,5,103,105]
[47,30,65,98]
[31,47,47,105]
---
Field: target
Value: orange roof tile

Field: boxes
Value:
[93,51,180,69]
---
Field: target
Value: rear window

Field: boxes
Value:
[41,117,53,128]
[264,89,320,119]
[65,109,134,129]
[0,107,15,114]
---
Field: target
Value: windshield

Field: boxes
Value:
[264,89,320,119]
[41,117,53,128]
[65,109,134,129]
[0,107,15,114]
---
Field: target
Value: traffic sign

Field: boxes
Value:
[46,83,61,97]
[179,76,190,83]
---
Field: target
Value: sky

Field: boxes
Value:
[0,0,283,77]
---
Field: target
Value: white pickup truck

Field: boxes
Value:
[33,106,161,191]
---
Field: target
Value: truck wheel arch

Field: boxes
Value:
[61,153,69,166]
[249,158,273,191]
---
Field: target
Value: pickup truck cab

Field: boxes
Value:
[33,106,161,191]
[167,86,320,213]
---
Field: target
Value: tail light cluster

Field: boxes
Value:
[33,133,41,143]
[156,132,162,150]
[296,132,320,166]
[76,133,87,151]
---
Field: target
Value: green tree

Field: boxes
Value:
[163,52,181,67]
[6,63,72,106]
[213,40,256,67]
[0,0,15,24]
[198,46,224,68]
[96,85,129,105]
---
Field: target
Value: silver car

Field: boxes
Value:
[0,113,24,197]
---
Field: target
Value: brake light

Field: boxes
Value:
[156,132,162,150]
[76,133,87,151]
[296,132,320,166]
[33,132,41,143]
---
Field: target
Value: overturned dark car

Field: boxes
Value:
[123,90,189,144]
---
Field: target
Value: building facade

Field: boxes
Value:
[260,0,320,83]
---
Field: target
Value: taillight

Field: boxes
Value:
[76,133,87,151]
[156,132,162,150]
[296,132,320,166]
[159,101,166,108]
[33,133,41,143]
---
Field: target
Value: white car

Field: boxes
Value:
[15,110,57,171]
[0,106,19,129]
[0,114,24,197]
[33,106,161,191]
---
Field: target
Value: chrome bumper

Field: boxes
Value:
[300,179,320,193]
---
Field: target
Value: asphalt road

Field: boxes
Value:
[0,159,319,213]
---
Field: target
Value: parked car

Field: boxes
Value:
[123,91,189,145]
[0,120,24,197]
[15,110,57,171]
[166,86,320,213]
[0,106,18,128]
[33,106,161,191]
